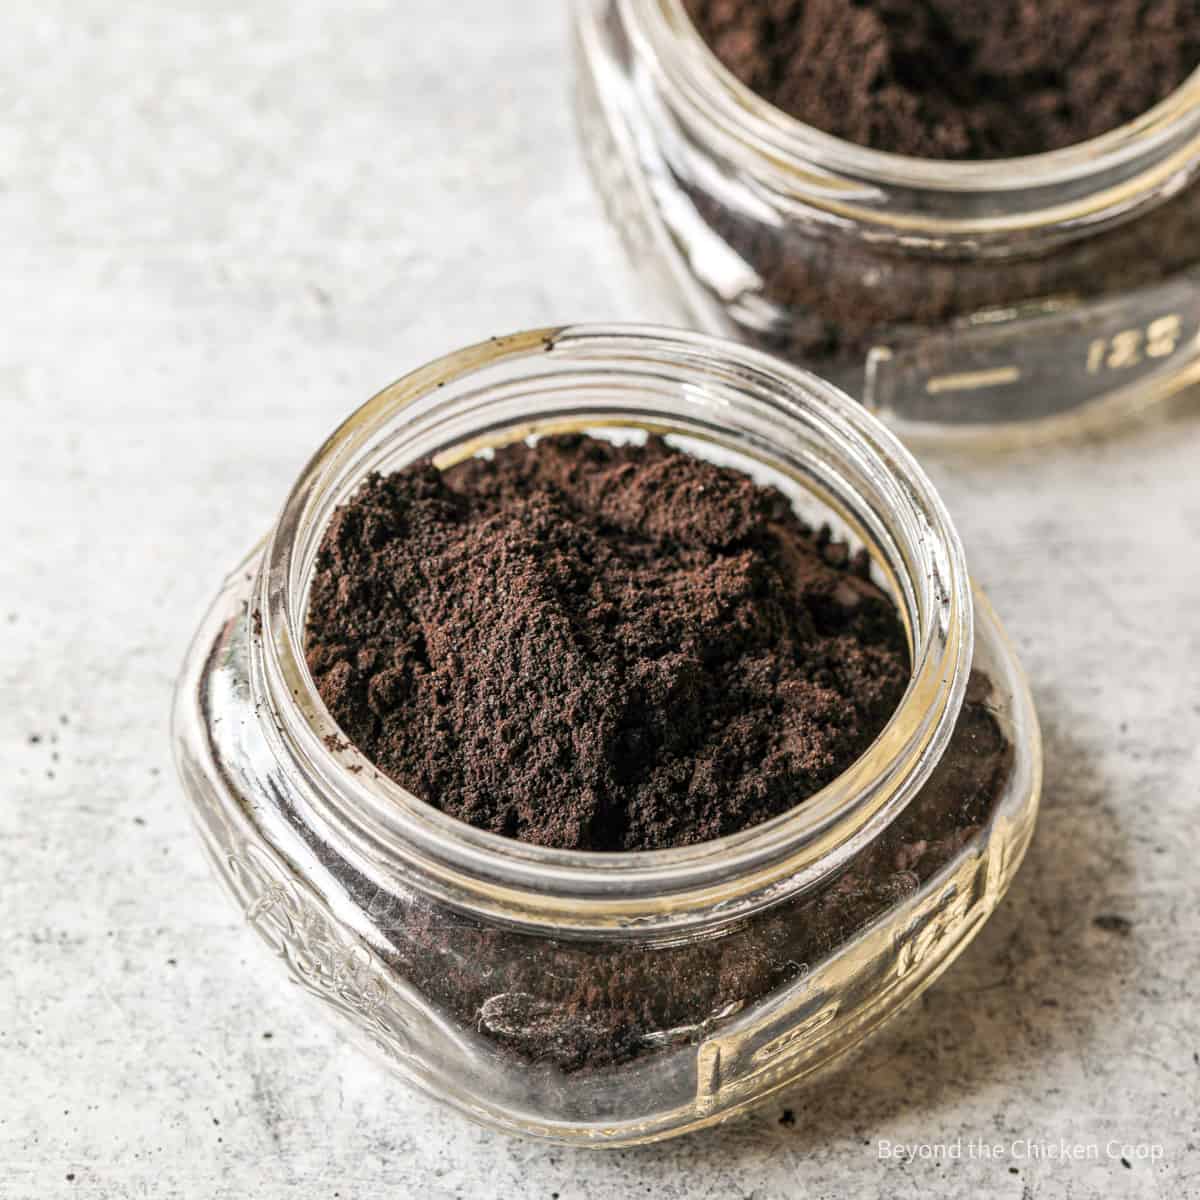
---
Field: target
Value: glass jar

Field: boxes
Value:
[172,325,1041,1145]
[572,0,1200,441]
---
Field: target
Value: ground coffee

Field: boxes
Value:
[684,0,1200,159]
[305,434,908,851]
[662,0,1200,385]
[298,434,1014,1072]
[398,674,1009,1072]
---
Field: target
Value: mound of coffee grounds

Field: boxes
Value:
[305,434,908,851]
[290,435,1016,1074]
[684,0,1200,159]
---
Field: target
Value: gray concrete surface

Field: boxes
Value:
[2,2,1198,1197]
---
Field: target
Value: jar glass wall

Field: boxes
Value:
[572,0,1200,442]
[172,326,1041,1145]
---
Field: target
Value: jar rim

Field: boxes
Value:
[254,325,973,931]
[622,0,1200,236]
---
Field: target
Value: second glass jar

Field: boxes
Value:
[573,0,1200,439]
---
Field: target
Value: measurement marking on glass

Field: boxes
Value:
[925,366,1022,395]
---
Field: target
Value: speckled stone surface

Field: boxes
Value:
[1,2,1198,1197]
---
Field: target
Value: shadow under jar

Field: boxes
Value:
[173,326,1041,1146]
[573,0,1200,442]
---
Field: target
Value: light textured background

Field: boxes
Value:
[2,2,1198,1197]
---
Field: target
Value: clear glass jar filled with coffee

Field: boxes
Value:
[173,326,1041,1145]
[573,0,1200,440]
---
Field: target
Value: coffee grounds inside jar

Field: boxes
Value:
[305,434,909,851]
[684,0,1200,160]
[397,673,1011,1071]
[297,433,1015,1072]
[279,667,1011,1073]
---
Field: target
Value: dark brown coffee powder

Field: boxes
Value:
[305,434,909,851]
[663,2,1200,390]
[294,433,1015,1073]
[389,674,1010,1071]
[684,0,1200,160]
